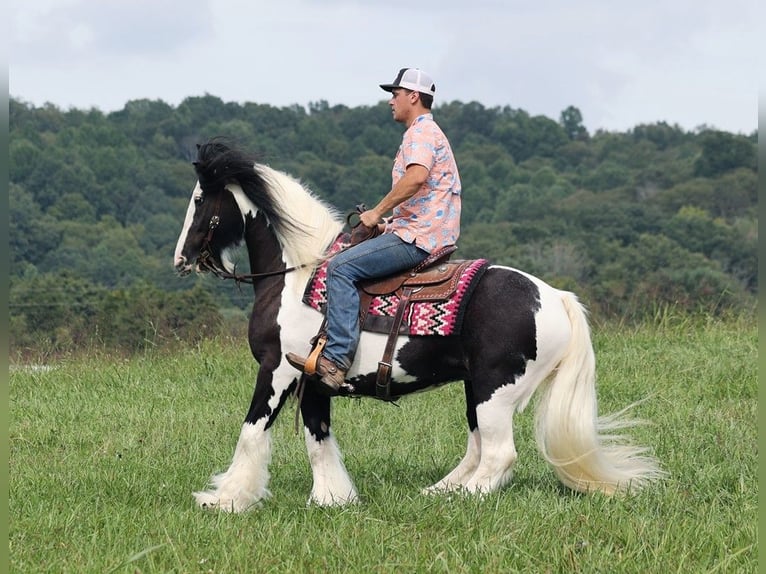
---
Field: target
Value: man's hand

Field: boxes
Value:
[359,209,383,229]
[349,209,383,245]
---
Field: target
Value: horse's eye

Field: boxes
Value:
[194,195,204,205]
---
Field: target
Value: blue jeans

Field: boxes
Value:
[323,233,428,370]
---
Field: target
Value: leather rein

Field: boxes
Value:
[196,192,310,285]
[196,195,376,286]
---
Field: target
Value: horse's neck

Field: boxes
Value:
[245,211,288,279]
[243,210,340,294]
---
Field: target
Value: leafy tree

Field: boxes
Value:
[9,138,43,182]
[138,213,188,269]
[557,189,664,247]
[694,130,756,177]
[559,106,589,141]
[9,183,62,272]
[709,168,757,219]
[492,111,569,162]
[10,271,104,351]
[48,192,98,223]
[663,206,756,290]
[583,160,631,191]
[631,121,687,150]
[554,139,595,171]
[335,154,393,210]
[591,234,744,317]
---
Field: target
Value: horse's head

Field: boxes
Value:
[174,141,249,276]
[174,138,346,285]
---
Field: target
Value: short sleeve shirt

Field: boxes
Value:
[386,113,461,253]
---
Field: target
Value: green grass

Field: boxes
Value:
[10,317,757,573]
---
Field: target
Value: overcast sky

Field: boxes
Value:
[9,0,759,134]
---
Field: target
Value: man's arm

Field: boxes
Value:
[359,164,429,228]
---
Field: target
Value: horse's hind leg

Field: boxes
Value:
[463,389,519,494]
[300,383,358,506]
[454,338,567,495]
[423,380,481,493]
[424,374,523,495]
[460,361,555,494]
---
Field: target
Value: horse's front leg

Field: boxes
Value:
[193,367,295,512]
[300,381,358,506]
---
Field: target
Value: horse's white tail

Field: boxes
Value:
[534,292,666,495]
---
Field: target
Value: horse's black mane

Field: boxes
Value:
[194,137,298,236]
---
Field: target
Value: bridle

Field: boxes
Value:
[195,190,310,285]
[197,191,224,272]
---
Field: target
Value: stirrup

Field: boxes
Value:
[304,334,326,375]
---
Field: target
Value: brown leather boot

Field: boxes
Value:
[285,352,347,395]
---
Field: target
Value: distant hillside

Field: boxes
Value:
[9,96,757,353]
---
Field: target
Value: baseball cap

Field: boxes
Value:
[380,68,436,97]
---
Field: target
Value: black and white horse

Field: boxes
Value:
[173,139,664,512]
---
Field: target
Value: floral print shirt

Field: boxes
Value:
[386,113,461,253]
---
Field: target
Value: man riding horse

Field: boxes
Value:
[286,67,462,394]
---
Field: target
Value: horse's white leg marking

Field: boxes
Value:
[462,390,519,494]
[193,422,272,512]
[423,428,481,494]
[305,429,358,506]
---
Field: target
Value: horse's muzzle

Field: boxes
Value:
[174,255,193,277]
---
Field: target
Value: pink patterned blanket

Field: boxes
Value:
[302,235,489,336]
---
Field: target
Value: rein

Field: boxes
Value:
[206,264,310,285]
[196,192,316,285]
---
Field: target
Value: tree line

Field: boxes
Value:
[9,95,757,355]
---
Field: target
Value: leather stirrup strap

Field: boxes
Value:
[358,291,373,330]
[303,316,328,375]
[304,334,326,375]
[376,287,413,400]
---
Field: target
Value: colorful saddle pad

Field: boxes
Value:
[302,235,489,336]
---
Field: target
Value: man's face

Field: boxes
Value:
[388,88,413,123]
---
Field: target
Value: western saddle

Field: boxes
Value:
[305,244,468,401]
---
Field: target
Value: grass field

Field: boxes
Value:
[9,316,757,573]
